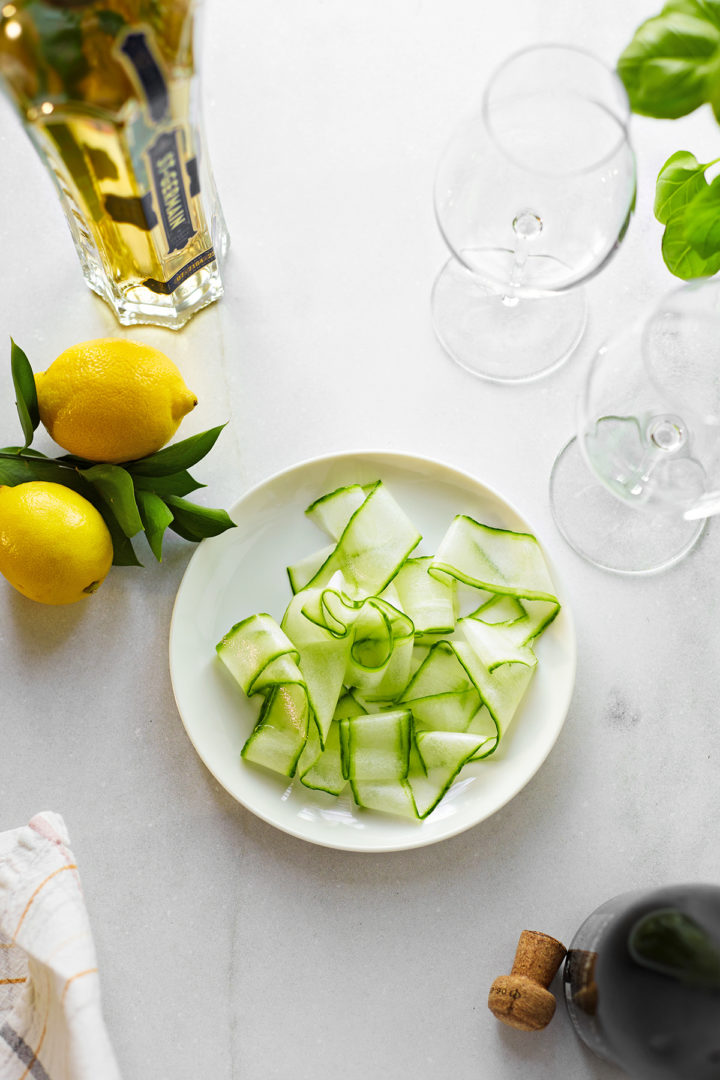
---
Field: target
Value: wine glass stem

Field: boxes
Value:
[626,446,660,496]
[626,415,687,496]
[506,241,527,300]
[501,242,527,307]
[502,209,543,307]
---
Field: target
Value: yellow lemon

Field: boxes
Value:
[35,338,197,463]
[0,482,114,605]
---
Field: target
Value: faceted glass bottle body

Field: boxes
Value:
[0,0,229,329]
[564,884,720,1079]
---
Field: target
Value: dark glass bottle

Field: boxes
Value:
[563,884,720,1079]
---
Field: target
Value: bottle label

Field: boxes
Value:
[147,129,196,252]
[143,247,217,295]
[119,30,169,124]
[115,25,215,290]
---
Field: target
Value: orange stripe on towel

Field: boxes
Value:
[0,978,26,985]
[13,865,78,940]
[60,967,98,1004]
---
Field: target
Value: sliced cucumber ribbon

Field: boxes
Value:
[301,480,422,598]
[217,482,560,818]
[430,515,560,642]
[216,613,302,696]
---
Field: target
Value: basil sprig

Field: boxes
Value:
[0,341,235,566]
[618,0,720,278]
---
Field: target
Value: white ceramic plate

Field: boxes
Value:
[169,450,576,852]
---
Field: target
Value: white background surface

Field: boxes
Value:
[1,2,719,1078]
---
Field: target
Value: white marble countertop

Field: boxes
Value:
[1,2,719,1078]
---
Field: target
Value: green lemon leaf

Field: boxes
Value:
[661,210,720,277]
[165,496,235,541]
[684,173,720,254]
[127,424,226,477]
[0,456,46,486]
[654,150,714,223]
[0,446,46,456]
[10,339,39,449]
[0,446,47,465]
[80,463,144,538]
[0,460,67,486]
[136,489,174,562]
[132,470,205,497]
[55,452,101,467]
[0,449,79,487]
[617,9,720,118]
[96,505,142,567]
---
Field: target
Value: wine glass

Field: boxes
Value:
[432,45,636,383]
[549,278,720,575]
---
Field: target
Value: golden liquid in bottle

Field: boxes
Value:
[1,1,227,328]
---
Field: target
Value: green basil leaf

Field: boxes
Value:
[654,150,712,223]
[617,10,720,118]
[165,496,236,541]
[132,470,205,497]
[10,339,39,449]
[127,424,226,477]
[663,0,720,31]
[80,463,144,538]
[683,174,720,255]
[661,210,720,277]
[136,489,174,562]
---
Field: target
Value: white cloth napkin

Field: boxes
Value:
[0,813,121,1080]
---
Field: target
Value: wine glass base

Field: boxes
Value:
[549,437,706,575]
[431,257,587,383]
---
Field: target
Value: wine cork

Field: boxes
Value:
[488,930,567,1031]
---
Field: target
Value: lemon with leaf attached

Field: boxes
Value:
[34,338,197,463]
[0,481,114,605]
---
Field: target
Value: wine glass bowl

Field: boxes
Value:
[550,278,720,574]
[432,45,636,382]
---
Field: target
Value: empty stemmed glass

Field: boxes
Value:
[432,45,636,383]
[549,278,720,575]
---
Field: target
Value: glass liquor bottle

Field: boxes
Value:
[564,884,720,1079]
[0,0,229,329]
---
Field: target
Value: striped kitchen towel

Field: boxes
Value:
[0,812,121,1080]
